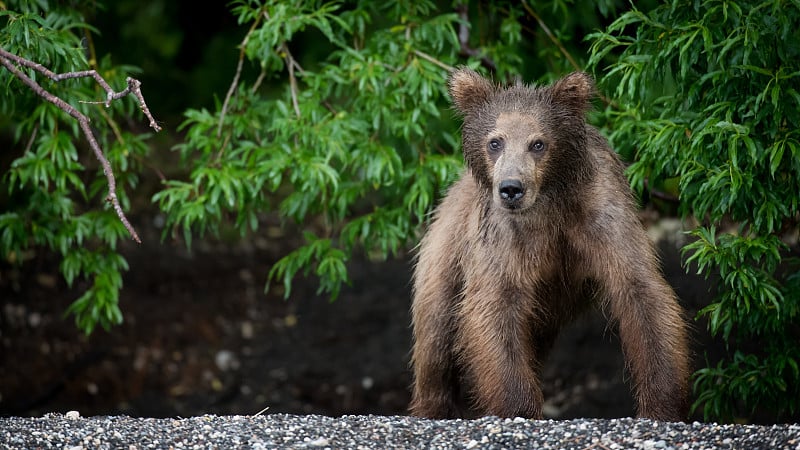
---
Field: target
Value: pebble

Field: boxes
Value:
[0,414,798,449]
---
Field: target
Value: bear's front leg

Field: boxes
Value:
[409,239,463,418]
[607,273,690,421]
[409,289,461,419]
[458,285,544,418]
[583,226,690,421]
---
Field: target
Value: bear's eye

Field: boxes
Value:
[529,140,546,153]
[488,138,503,153]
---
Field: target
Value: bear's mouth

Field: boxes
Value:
[497,197,531,213]
[495,191,538,213]
[501,200,523,211]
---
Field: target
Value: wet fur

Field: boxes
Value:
[409,69,690,421]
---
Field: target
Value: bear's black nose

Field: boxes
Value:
[498,179,525,202]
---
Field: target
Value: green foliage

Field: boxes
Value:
[1,2,151,333]
[153,0,461,298]
[589,0,800,422]
[9,0,797,423]
[154,0,623,299]
[155,0,510,299]
[14,0,799,424]
[2,0,622,332]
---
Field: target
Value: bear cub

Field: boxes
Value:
[409,68,690,421]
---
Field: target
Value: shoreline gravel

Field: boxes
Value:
[1,413,798,449]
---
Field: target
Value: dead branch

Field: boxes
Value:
[0,47,162,244]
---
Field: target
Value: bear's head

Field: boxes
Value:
[448,68,596,213]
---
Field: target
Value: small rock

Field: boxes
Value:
[361,377,374,390]
[307,437,330,447]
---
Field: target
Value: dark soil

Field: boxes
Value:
[1,213,714,420]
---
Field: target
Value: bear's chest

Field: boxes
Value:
[463,226,579,290]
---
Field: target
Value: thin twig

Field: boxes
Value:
[517,3,617,107]
[251,68,268,94]
[281,43,302,119]
[23,124,38,154]
[0,47,162,243]
[219,9,305,132]
[582,441,612,450]
[134,152,167,183]
[412,49,455,72]
[96,103,125,144]
[520,2,582,73]
[218,14,262,138]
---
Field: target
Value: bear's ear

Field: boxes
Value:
[550,72,596,114]
[448,68,493,115]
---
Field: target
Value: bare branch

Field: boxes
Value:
[0,47,163,243]
[0,48,161,131]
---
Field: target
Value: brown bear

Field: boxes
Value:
[409,68,690,421]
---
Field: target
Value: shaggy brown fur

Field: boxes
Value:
[409,68,690,421]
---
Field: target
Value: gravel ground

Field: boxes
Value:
[1,413,798,449]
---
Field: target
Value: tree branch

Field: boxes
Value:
[0,47,162,243]
[456,4,498,73]
[218,13,262,138]
[644,178,680,203]
[281,42,303,119]
[219,9,305,133]
[518,3,617,107]
[412,49,455,72]
[520,2,582,73]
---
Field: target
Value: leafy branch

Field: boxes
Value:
[0,47,161,243]
[588,0,800,422]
